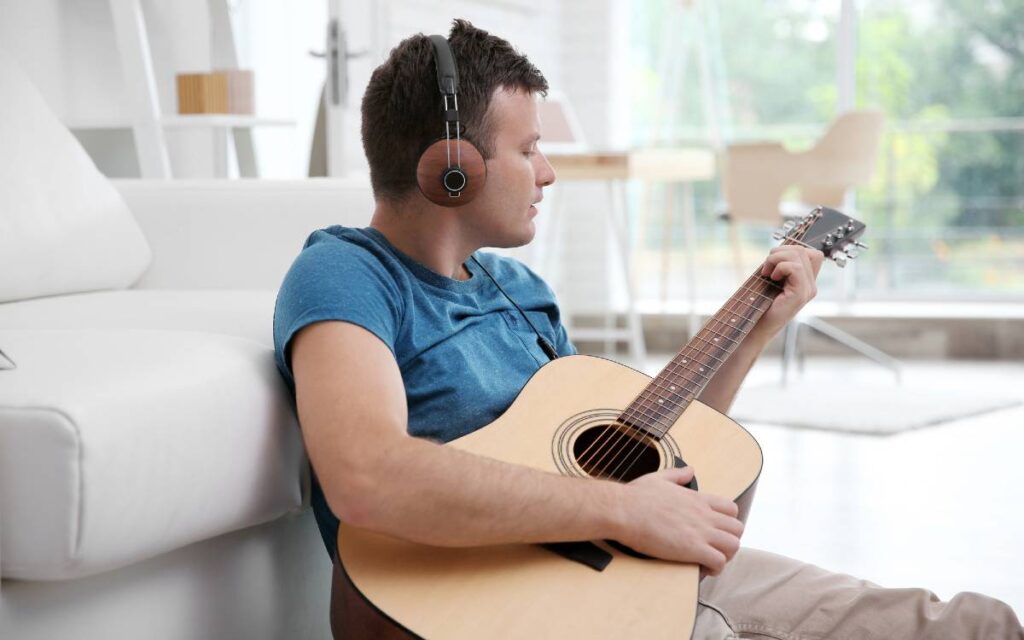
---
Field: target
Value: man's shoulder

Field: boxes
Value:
[289,225,401,281]
[273,226,406,365]
[299,225,379,261]
[277,225,407,317]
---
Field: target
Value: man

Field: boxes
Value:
[274,19,1022,639]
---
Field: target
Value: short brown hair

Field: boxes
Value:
[360,19,548,203]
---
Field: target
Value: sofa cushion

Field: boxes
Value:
[0,46,151,304]
[0,328,304,580]
[0,290,276,347]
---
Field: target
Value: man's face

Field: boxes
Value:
[461,88,556,249]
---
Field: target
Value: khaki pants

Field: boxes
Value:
[694,548,1023,639]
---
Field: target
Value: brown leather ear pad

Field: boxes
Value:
[416,139,487,207]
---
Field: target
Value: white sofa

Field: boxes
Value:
[0,178,375,639]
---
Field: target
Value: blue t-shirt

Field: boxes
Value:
[272,226,575,557]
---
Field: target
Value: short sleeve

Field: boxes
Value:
[272,237,404,390]
[553,315,576,357]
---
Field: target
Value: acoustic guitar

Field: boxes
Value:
[332,206,867,639]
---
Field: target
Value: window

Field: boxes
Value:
[629,0,1023,303]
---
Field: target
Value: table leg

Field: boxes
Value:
[681,181,700,338]
[608,180,647,362]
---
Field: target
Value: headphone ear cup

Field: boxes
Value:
[416,139,487,207]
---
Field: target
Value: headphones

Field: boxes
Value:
[416,35,487,207]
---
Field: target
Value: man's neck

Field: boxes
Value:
[369,198,477,281]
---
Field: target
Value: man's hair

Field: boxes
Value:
[360,19,548,203]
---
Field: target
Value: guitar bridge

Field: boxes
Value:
[539,541,612,571]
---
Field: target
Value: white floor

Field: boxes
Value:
[621,353,1024,615]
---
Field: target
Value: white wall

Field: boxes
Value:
[0,0,628,179]
[559,0,630,148]
[548,0,633,316]
[0,0,628,313]
[0,0,122,124]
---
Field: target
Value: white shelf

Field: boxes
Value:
[161,115,294,129]
[64,117,135,130]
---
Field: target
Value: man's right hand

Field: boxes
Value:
[616,467,744,576]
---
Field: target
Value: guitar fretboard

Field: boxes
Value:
[617,271,784,438]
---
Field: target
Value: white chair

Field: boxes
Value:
[720,110,900,384]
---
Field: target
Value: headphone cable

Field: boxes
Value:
[470,255,559,362]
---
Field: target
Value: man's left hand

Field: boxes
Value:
[755,246,825,338]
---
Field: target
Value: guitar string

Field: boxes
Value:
[574,273,774,477]
[598,277,774,480]
[576,269,781,473]
[606,279,776,481]
[600,231,812,481]
[605,230,815,476]
[574,226,812,477]
[578,230,813,481]
[576,271,776,478]
[602,274,778,434]
[604,226,813,449]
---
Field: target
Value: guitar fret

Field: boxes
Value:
[685,338,726,367]
[629,384,693,419]
[623,370,703,434]
[704,320,750,343]
[733,290,772,312]
[640,391,687,413]
[618,241,804,439]
[757,276,784,291]
[647,376,704,407]
[699,323,741,347]
[644,375,696,404]
[737,282,775,304]
[622,395,680,430]
[706,303,760,336]
[648,364,708,396]
[665,357,712,383]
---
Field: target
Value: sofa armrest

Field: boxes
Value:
[113,178,375,290]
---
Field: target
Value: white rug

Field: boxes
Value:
[730,380,1022,435]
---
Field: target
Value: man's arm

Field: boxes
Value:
[291,320,745,574]
[698,246,824,413]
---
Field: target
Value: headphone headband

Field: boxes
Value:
[428,35,459,96]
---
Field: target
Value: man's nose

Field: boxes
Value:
[536,151,556,187]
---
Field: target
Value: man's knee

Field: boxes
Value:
[925,591,1024,640]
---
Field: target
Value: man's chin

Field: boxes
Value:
[515,221,537,248]
[489,223,536,250]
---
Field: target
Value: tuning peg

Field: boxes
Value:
[845,246,860,259]
[772,229,785,241]
[854,241,868,251]
[833,254,848,268]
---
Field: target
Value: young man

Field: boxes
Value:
[274,20,1022,640]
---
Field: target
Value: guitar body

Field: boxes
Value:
[334,354,763,639]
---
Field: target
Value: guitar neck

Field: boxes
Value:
[614,206,868,440]
[619,266,785,439]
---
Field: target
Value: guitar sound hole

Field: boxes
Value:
[572,423,661,482]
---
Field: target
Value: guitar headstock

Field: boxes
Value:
[774,206,868,268]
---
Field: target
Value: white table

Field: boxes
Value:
[543,148,716,349]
